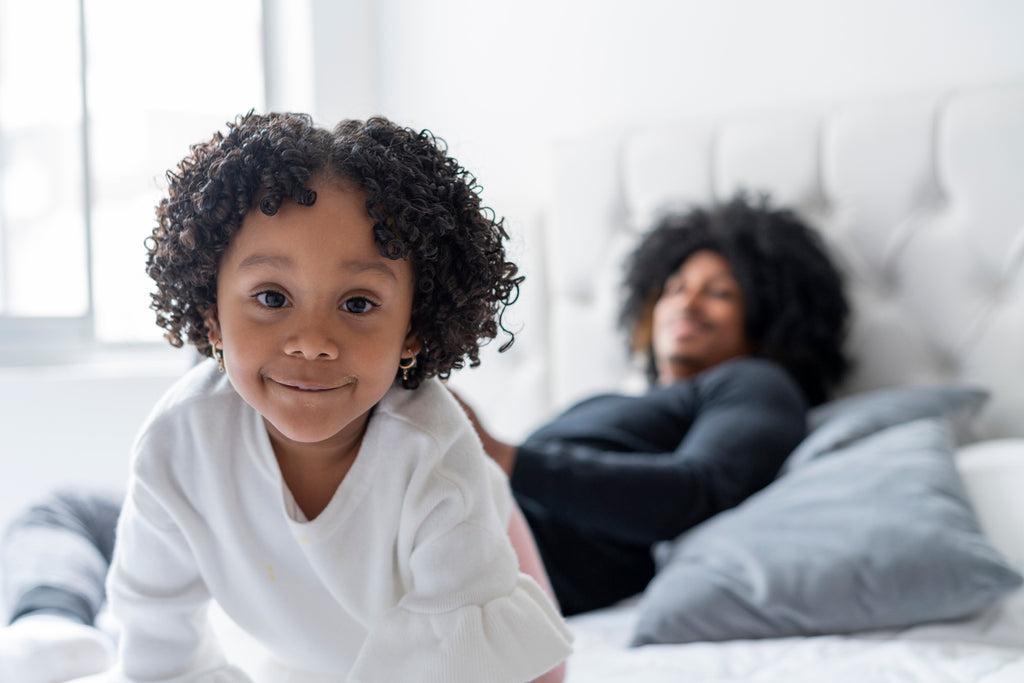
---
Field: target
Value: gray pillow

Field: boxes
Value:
[631,417,1023,646]
[783,384,989,471]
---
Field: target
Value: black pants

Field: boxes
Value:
[516,494,654,616]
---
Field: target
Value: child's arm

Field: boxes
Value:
[105,477,252,683]
[348,428,572,683]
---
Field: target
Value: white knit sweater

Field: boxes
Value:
[105,362,572,682]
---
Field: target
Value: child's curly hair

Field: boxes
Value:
[619,193,850,406]
[146,112,522,388]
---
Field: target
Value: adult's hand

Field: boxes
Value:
[447,388,518,476]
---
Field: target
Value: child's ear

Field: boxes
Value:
[403,325,422,357]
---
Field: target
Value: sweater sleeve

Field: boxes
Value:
[349,433,572,683]
[511,359,807,544]
[105,466,251,683]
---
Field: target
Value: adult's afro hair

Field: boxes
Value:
[146,111,522,388]
[619,193,850,405]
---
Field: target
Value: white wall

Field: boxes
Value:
[3,0,1022,534]
[0,350,193,548]
[313,0,1024,219]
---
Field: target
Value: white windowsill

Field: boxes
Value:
[0,343,195,380]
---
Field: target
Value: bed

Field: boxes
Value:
[451,82,1024,682]
[544,83,1024,682]
[213,84,1024,681]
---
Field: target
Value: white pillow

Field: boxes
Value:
[957,438,1024,568]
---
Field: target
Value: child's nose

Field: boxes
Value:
[283,316,340,360]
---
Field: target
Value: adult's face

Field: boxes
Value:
[651,249,753,385]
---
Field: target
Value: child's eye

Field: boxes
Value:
[254,290,289,308]
[341,296,378,314]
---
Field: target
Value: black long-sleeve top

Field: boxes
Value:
[511,357,807,614]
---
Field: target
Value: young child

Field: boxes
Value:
[88,113,570,682]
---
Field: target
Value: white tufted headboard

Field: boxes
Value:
[523,83,1024,441]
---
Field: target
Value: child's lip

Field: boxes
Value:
[272,378,351,392]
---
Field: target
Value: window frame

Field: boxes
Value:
[0,0,97,366]
[0,0,274,367]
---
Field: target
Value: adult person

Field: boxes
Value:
[0,193,850,679]
[457,193,850,615]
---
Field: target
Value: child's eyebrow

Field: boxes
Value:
[237,253,398,281]
[238,253,292,270]
[340,261,399,281]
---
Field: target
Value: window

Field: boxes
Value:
[0,0,264,362]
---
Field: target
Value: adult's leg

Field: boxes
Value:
[515,493,655,617]
[0,487,123,683]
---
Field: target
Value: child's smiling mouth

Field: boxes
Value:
[269,377,354,392]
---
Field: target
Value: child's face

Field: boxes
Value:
[207,180,419,455]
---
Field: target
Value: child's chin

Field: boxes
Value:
[264,416,355,448]
[278,425,344,445]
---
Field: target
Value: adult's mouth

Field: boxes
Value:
[672,317,712,337]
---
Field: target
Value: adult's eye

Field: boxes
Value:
[342,296,378,314]
[663,283,686,297]
[254,290,288,308]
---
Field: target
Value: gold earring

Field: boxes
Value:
[398,353,416,382]
[214,344,225,373]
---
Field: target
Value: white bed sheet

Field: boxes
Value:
[563,588,1024,683]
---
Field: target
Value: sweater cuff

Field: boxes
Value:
[350,573,572,683]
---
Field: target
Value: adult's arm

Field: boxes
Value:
[510,359,806,545]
